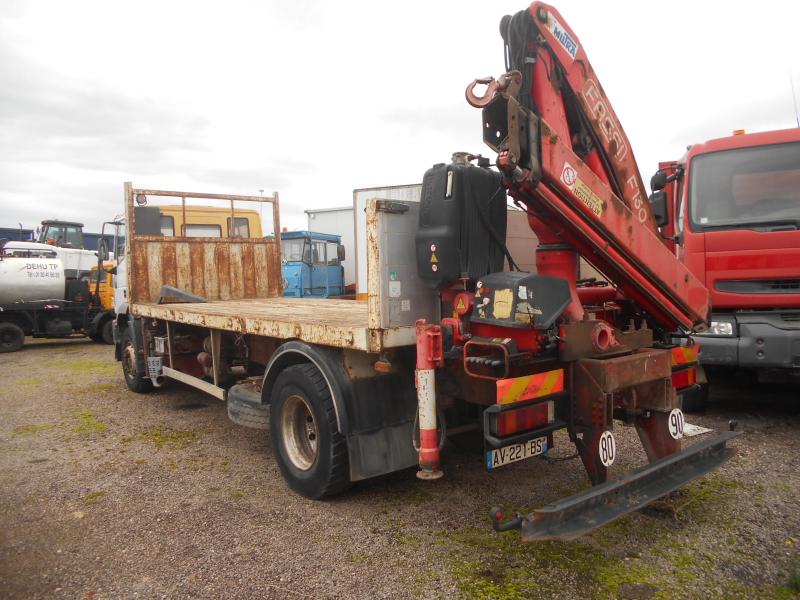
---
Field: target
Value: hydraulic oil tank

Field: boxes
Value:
[416,155,507,288]
[0,254,66,304]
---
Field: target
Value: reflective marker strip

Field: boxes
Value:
[497,401,554,436]
[496,369,565,405]
[671,345,699,367]
[671,367,697,390]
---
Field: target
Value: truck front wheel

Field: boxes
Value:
[270,363,350,499]
[120,329,153,394]
[101,319,114,345]
[0,322,24,353]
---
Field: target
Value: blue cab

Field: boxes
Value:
[281,231,345,298]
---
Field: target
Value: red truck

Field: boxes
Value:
[650,128,800,409]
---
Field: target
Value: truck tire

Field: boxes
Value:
[227,383,270,430]
[681,383,708,413]
[120,328,153,394]
[270,363,350,499]
[101,319,114,345]
[0,322,24,353]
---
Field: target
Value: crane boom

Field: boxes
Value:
[467,2,709,332]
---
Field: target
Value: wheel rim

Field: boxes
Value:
[0,327,19,348]
[280,394,318,471]
[122,341,137,381]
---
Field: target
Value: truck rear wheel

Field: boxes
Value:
[0,322,24,353]
[120,328,153,394]
[270,363,349,499]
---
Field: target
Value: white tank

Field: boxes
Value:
[0,255,66,304]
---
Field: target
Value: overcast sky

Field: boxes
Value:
[1,0,798,234]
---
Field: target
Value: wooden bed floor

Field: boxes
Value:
[131,297,383,351]
[137,297,368,327]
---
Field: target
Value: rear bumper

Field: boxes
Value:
[493,430,740,541]
[698,313,800,370]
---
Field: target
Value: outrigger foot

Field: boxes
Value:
[490,430,740,541]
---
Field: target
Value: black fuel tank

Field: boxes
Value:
[416,156,507,289]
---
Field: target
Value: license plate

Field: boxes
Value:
[486,436,548,471]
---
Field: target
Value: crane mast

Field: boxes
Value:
[467,2,708,332]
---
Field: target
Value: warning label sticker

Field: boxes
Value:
[560,162,604,217]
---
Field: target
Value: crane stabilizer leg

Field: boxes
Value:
[492,430,740,541]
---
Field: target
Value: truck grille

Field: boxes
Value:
[716,279,800,294]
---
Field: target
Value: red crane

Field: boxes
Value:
[413,2,739,540]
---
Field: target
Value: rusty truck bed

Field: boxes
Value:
[130,298,415,352]
[123,185,426,354]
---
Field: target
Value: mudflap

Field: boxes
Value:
[491,430,740,541]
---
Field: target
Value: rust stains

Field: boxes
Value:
[161,243,178,290]
[242,243,256,298]
[175,243,191,292]
[215,244,231,300]
[189,242,206,298]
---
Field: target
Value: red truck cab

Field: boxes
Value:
[653,128,800,387]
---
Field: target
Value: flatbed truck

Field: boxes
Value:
[116,2,739,540]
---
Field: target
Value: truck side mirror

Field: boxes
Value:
[337,244,346,262]
[97,239,110,262]
[650,171,668,192]
[649,191,669,228]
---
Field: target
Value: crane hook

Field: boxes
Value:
[465,71,523,108]
[465,77,501,108]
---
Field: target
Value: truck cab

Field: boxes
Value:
[653,128,800,383]
[37,220,85,249]
[280,231,345,298]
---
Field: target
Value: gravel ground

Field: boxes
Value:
[1,338,798,599]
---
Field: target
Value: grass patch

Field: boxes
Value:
[787,560,800,592]
[438,522,726,599]
[83,491,106,506]
[14,376,41,386]
[451,559,529,600]
[47,358,117,377]
[13,423,57,435]
[392,531,419,546]
[386,487,433,507]
[76,382,116,394]
[440,526,603,598]
[230,489,245,499]
[72,408,107,434]
[123,425,197,449]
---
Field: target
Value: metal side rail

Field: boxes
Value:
[491,430,740,541]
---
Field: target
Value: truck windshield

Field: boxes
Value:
[40,224,84,248]
[282,239,309,262]
[689,141,800,231]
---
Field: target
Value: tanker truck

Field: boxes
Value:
[0,239,108,352]
[3,219,108,280]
